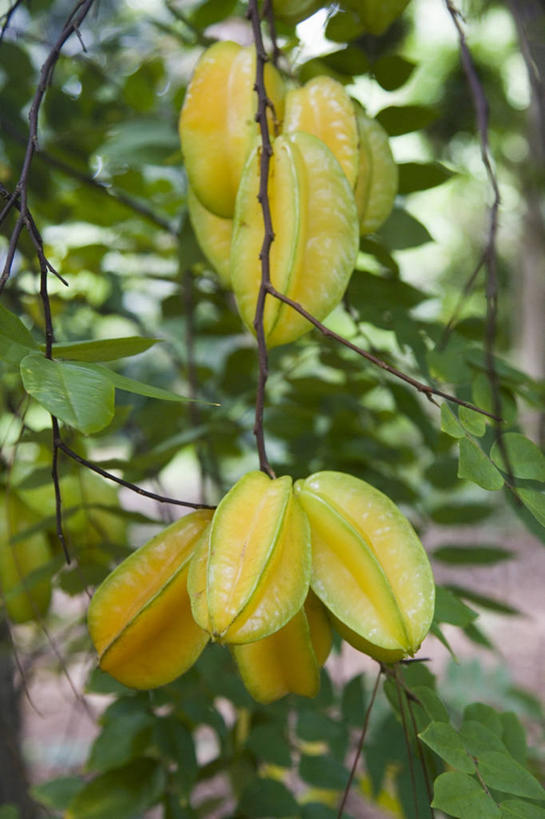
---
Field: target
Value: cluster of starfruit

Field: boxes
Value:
[88,470,434,703]
[178,40,398,347]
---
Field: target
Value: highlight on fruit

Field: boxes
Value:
[87,467,434,702]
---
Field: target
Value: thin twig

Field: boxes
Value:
[0,0,24,42]
[337,667,382,817]
[406,691,435,816]
[395,670,419,819]
[266,284,501,421]
[262,0,281,67]
[248,0,275,478]
[439,249,486,347]
[55,436,215,510]
[445,1,515,486]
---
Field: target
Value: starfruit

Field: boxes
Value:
[233,592,332,703]
[187,186,232,287]
[188,471,311,644]
[294,471,435,663]
[283,76,359,187]
[0,493,52,624]
[353,103,398,235]
[88,509,212,689]
[179,41,285,218]
[231,132,359,347]
[341,0,411,35]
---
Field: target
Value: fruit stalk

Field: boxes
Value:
[248,0,275,479]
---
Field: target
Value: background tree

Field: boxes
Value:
[1,0,545,817]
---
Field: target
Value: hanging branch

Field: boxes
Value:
[0,0,24,42]
[262,0,281,67]
[266,284,501,421]
[248,0,276,478]
[445,1,516,487]
[54,435,215,510]
[337,667,382,818]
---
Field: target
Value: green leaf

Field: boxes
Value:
[459,405,487,437]
[430,501,494,524]
[321,46,370,77]
[441,404,466,439]
[432,544,514,565]
[191,0,236,28]
[460,721,508,757]
[20,354,115,434]
[464,703,503,735]
[434,586,478,627]
[246,724,292,768]
[411,686,450,724]
[88,712,154,772]
[397,162,454,194]
[341,674,367,726]
[490,434,545,481]
[32,777,84,811]
[374,55,416,90]
[66,759,165,819]
[500,713,527,767]
[447,585,520,615]
[458,438,504,491]
[0,807,19,819]
[479,751,545,801]
[154,718,197,792]
[500,799,545,818]
[378,208,433,250]
[518,488,545,528]
[419,722,475,773]
[432,771,501,818]
[376,105,437,136]
[83,363,210,404]
[300,804,338,819]
[238,778,299,818]
[299,754,348,790]
[47,337,160,362]
[325,8,365,42]
[0,304,38,365]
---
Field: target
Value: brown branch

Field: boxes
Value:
[0,0,24,42]
[55,435,215,510]
[445,1,516,487]
[248,0,275,479]
[266,283,502,421]
[262,0,281,67]
[337,667,382,818]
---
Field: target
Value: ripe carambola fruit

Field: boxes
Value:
[187,186,232,287]
[231,132,359,347]
[179,41,285,218]
[282,76,359,187]
[294,471,435,662]
[354,103,398,235]
[88,509,213,689]
[341,0,411,35]
[0,494,52,624]
[188,471,311,644]
[233,592,332,703]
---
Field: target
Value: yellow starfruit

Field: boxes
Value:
[283,76,359,187]
[188,470,311,644]
[0,493,52,624]
[187,185,232,287]
[294,471,435,663]
[353,102,398,235]
[231,132,359,347]
[88,509,212,689]
[179,41,285,218]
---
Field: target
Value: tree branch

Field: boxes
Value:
[266,283,501,421]
[248,0,275,478]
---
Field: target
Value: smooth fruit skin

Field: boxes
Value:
[295,471,435,661]
[0,494,52,624]
[88,509,212,689]
[341,0,411,35]
[233,607,320,703]
[353,103,398,235]
[179,41,285,218]
[231,132,359,347]
[187,186,232,287]
[283,76,359,187]
[188,471,311,644]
